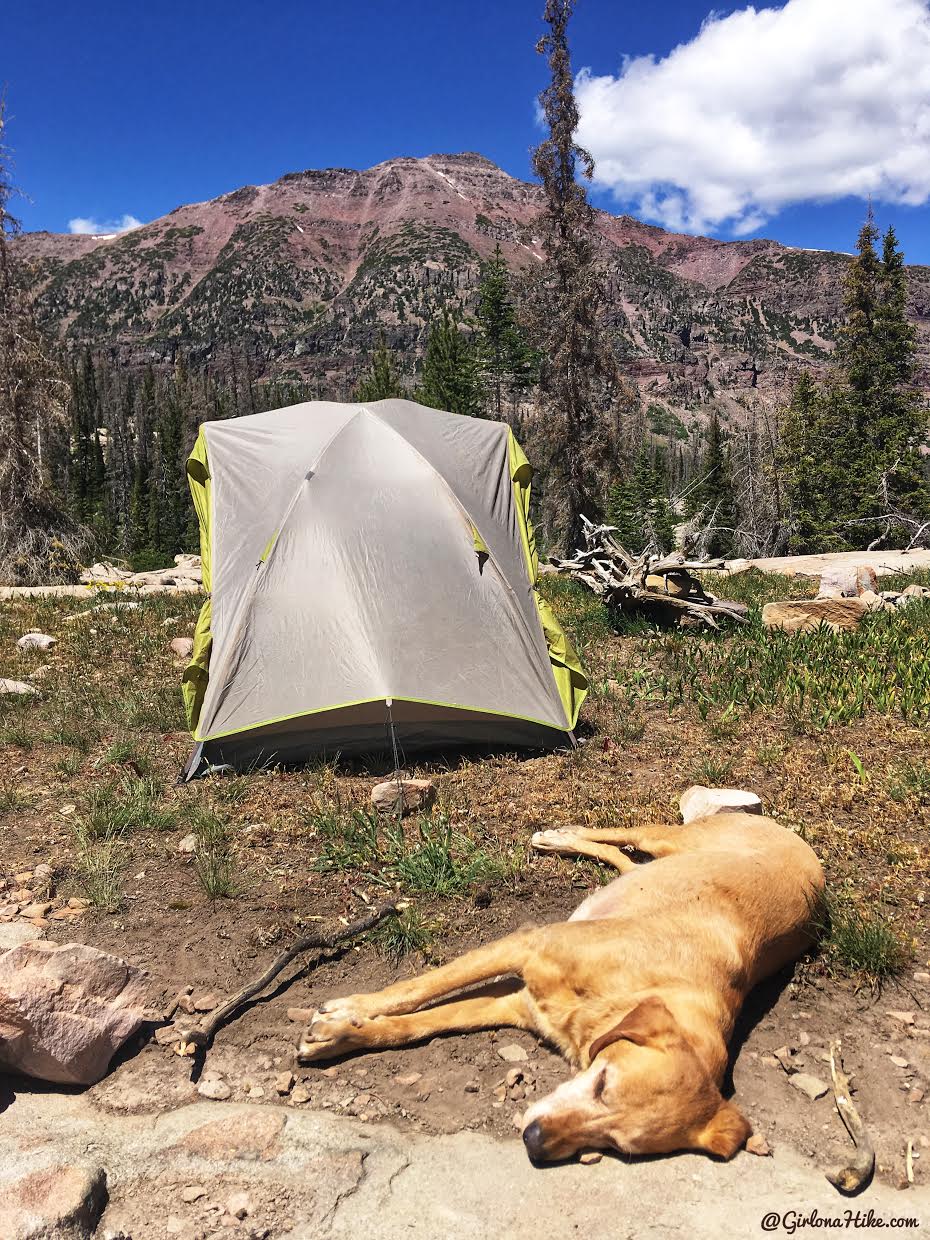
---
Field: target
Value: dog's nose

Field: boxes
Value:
[522,1119,546,1160]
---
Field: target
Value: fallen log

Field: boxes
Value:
[550,518,748,629]
[166,901,399,1059]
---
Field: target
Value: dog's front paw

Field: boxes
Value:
[531,829,579,854]
[296,1010,364,1064]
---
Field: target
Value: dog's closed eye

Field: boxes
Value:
[593,1068,608,1102]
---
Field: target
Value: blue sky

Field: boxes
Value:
[6,0,930,262]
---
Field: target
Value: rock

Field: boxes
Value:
[858,590,885,613]
[154,1023,181,1046]
[178,1110,285,1161]
[886,1010,915,1025]
[890,1055,909,1068]
[788,1073,830,1100]
[464,1080,479,1093]
[197,1078,232,1100]
[914,972,930,983]
[396,1072,423,1086]
[0,1164,108,1239]
[162,615,181,626]
[177,832,198,854]
[0,923,44,949]
[496,1042,529,1063]
[287,1006,314,1023]
[226,1192,251,1220]
[679,785,763,824]
[761,598,867,633]
[746,1133,772,1157]
[18,903,52,920]
[504,1068,525,1087]
[0,941,148,1085]
[181,1186,206,1203]
[798,1031,811,1047]
[247,1085,265,1099]
[579,1150,603,1164]
[817,565,877,599]
[290,1083,311,1104]
[902,583,930,598]
[909,1087,925,1103]
[645,572,689,597]
[169,636,195,659]
[275,1070,295,1095]
[772,1045,797,1072]
[192,992,218,1012]
[16,632,57,651]
[371,777,436,815]
[0,678,36,696]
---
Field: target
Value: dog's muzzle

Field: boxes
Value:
[522,1119,546,1161]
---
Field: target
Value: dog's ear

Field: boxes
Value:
[588,996,677,1061]
[693,1100,751,1160]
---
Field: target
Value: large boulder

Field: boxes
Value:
[817,564,877,599]
[0,941,148,1085]
[761,597,867,633]
[680,785,763,824]
[0,1165,108,1240]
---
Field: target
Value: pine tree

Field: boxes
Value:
[779,214,928,550]
[522,0,629,554]
[607,443,675,554]
[686,412,737,557]
[355,332,404,402]
[473,244,535,419]
[418,310,477,416]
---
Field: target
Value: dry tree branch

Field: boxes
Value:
[825,1038,875,1195]
[168,901,399,1058]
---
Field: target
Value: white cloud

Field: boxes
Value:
[68,213,143,236]
[575,0,930,235]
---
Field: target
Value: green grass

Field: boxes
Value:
[192,807,236,899]
[311,808,508,897]
[72,829,125,912]
[371,906,437,960]
[611,604,930,728]
[691,753,736,785]
[820,891,908,980]
[80,775,177,839]
[887,759,930,805]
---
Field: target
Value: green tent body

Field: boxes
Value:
[183,398,587,773]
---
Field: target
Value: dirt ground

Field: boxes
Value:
[1,576,929,1228]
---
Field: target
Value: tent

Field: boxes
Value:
[182,398,587,774]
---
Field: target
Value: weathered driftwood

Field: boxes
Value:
[167,902,399,1058]
[825,1038,874,1194]
[550,518,748,628]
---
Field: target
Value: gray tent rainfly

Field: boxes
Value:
[182,399,587,773]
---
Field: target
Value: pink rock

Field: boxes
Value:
[0,940,148,1085]
[169,636,195,659]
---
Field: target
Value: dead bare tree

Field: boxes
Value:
[0,97,85,585]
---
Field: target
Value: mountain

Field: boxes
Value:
[16,152,930,441]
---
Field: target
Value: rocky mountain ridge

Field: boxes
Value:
[17,152,930,441]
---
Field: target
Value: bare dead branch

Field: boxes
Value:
[168,901,399,1056]
[550,516,748,628]
[825,1038,875,1195]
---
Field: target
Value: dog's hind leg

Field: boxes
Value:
[298,986,529,1062]
[310,927,536,1025]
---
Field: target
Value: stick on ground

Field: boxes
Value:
[825,1038,875,1194]
[169,901,399,1056]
